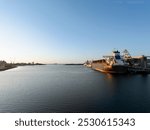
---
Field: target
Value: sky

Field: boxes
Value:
[0,0,150,63]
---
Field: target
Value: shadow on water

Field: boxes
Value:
[98,73,150,113]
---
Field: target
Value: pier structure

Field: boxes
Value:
[126,55,150,74]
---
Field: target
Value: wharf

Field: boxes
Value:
[128,67,150,74]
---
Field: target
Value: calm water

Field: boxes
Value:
[0,65,150,113]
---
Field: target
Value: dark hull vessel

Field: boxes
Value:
[91,50,128,74]
[84,50,150,74]
[91,60,128,74]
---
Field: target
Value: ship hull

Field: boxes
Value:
[91,62,128,74]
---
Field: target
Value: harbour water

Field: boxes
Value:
[0,65,150,113]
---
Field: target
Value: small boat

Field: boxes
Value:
[84,60,92,68]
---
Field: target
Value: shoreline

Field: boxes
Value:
[0,65,17,71]
[0,63,45,71]
[0,63,84,71]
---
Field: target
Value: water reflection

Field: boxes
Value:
[0,65,150,112]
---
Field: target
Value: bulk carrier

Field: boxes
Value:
[84,49,150,74]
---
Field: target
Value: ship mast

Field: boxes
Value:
[122,49,132,59]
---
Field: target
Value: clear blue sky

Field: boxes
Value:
[0,0,150,63]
